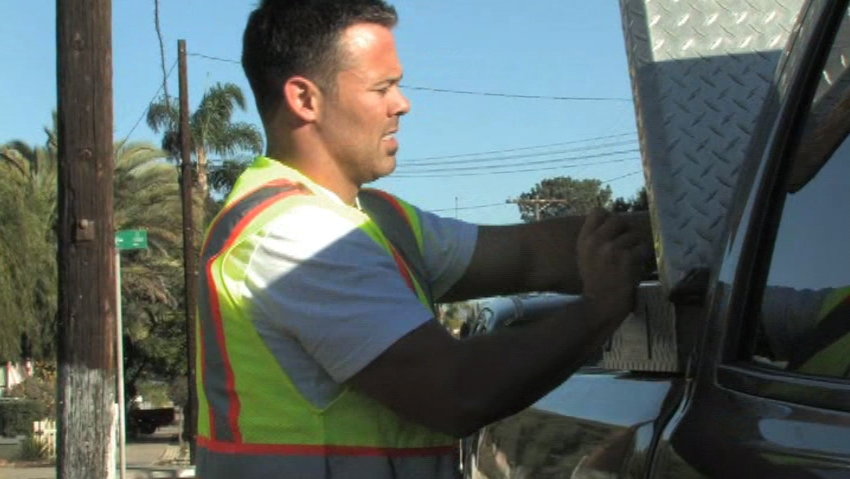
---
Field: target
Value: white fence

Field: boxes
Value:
[33,419,57,459]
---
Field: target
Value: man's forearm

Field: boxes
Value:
[446,298,623,434]
[352,210,651,437]
[441,216,586,302]
[350,297,626,438]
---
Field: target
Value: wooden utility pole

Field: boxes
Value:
[56,1,116,478]
[178,39,199,462]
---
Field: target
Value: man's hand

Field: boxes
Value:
[350,210,654,436]
[577,209,650,321]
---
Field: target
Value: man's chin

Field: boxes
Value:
[380,155,397,175]
[365,161,396,184]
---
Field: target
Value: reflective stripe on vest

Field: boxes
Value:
[360,188,434,309]
[196,172,456,477]
[198,179,310,442]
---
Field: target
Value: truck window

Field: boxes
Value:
[752,133,850,378]
[750,7,850,377]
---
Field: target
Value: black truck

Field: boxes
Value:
[463,0,850,477]
[127,406,176,436]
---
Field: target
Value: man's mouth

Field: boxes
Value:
[383,129,398,141]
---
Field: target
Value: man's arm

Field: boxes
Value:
[348,301,622,438]
[349,211,650,437]
[441,212,651,302]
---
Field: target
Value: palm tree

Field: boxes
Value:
[112,142,190,401]
[0,133,58,359]
[0,134,190,380]
[146,82,263,201]
[114,142,184,258]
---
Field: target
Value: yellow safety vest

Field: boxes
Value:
[195,157,457,478]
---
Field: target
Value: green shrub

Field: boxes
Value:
[0,399,45,437]
[7,374,56,418]
[17,434,50,461]
[137,380,172,407]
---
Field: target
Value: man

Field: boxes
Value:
[195,1,650,478]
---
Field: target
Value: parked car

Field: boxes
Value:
[127,406,176,436]
[463,0,850,477]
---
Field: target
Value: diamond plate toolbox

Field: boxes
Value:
[601,282,678,372]
[620,0,805,292]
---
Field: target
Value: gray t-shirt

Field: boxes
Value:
[242,181,477,408]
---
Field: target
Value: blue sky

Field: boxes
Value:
[2,1,642,224]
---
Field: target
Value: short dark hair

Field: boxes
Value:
[242,0,398,122]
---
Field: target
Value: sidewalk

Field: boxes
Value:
[0,426,195,479]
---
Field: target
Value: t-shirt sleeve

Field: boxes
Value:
[242,202,434,383]
[413,206,479,299]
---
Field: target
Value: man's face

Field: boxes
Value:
[318,23,411,186]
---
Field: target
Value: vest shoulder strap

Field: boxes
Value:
[203,179,308,261]
[358,189,433,304]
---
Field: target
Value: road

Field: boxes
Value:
[0,426,193,479]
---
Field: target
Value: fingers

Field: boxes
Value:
[576,208,653,315]
[611,231,643,250]
[581,211,633,248]
[578,208,609,245]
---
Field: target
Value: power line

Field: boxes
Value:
[118,60,178,145]
[602,170,643,183]
[403,132,636,162]
[207,136,638,168]
[399,139,637,167]
[431,202,511,213]
[188,50,634,103]
[394,149,639,175]
[154,0,171,105]
[428,171,644,214]
[393,157,637,178]
[189,52,241,65]
[402,85,632,102]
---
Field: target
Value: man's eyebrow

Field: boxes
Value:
[376,74,403,86]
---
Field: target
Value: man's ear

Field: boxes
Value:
[283,76,322,122]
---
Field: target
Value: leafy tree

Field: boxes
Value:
[612,187,649,212]
[0,132,58,360]
[208,157,253,199]
[7,366,57,419]
[1,133,191,401]
[112,142,190,402]
[517,177,613,222]
[114,142,184,257]
[146,82,263,201]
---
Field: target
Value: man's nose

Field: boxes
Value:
[393,87,411,116]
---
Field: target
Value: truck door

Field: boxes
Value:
[650,1,850,476]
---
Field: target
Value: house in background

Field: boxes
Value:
[0,361,32,397]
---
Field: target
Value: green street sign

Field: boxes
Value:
[116,229,148,250]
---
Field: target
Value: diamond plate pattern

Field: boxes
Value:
[621,0,805,290]
[601,282,679,372]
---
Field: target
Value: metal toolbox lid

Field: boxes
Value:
[621,0,804,292]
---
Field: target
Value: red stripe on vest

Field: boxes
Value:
[202,178,299,255]
[198,436,457,458]
[197,313,210,435]
[204,271,226,440]
[205,186,310,443]
[389,245,416,292]
[366,189,411,225]
[362,190,419,294]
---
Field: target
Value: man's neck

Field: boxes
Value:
[266,148,360,206]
